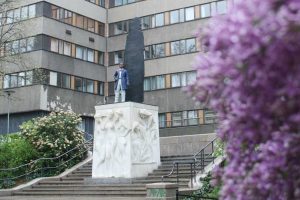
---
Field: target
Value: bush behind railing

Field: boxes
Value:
[0,110,91,189]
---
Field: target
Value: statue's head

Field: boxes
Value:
[119,62,125,68]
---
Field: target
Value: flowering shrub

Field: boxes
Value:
[188,0,300,199]
[20,110,85,158]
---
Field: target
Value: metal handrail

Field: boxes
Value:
[161,161,176,182]
[161,138,218,187]
[0,132,93,185]
[194,138,218,173]
[194,137,217,159]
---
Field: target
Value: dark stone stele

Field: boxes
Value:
[124,18,145,103]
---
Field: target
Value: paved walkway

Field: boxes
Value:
[0,197,144,200]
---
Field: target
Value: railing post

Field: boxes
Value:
[176,163,179,184]
[212,140,215,164]
[201,150,204,172]
[193,160,196,181]
[190,163,193,188]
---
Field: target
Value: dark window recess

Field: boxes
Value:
[108,82,115,96]
[66,30,72,35]
[89,37,95,42]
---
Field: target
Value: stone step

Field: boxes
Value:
[60,177,86,181]
[23,187,146,191]
[38,180,86,185]
[66,174,92,178]
[13,190,146,196]
[132,178,189,183]
[36,183,146,187]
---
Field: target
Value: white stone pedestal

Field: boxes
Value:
[92,102,161,179]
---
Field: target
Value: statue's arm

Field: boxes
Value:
[114,71,118,80]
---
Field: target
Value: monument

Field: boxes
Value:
[124,18,145,103]
[90,18,160,182]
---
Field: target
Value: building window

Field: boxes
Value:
[19,39,27,53]
[98,52,104,65]
[187,71,196,85]
[171,73,181,88]
[205,110,217,124]
[87,49,94,62]
[11,40,19,54]
[26,37,35,51]
[63,42,71,56]
[186,110,198,126]
[159,114,166,128]
[28,4,36,18]
[111,21,128,35]
[154,44,165,58]
[13,8,21,22]
[155,13,164,27]
[144,46,153,60]
[64,10,73,24]
[25,71,33,85]
[156,75,165,89]
[50,38,59,52]
[151,76,157,90]
[17,72,25,87]
[170,10,179,24]
[6,10,14,24]
[179,9,185,22]
[3,71,34,89]
[141,16,151,29]
[76,46,84,59]
[113,51,124,64]
[201,4,211,18]
[217,0,227,14]
[186,38,196,53]
[75,77,83,91]
[76,15,84,28]
[171,40,186,55]
[49,71,58,86]
[144,77,151,91]
[185,7,195,21]
[98,82,104,95]
[86,80,94,93]
[21,6,29,20]
[172,112,182,127]
[62,74,71,88]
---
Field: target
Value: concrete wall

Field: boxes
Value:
[144,88,202,113]
[41,51,106,81]
[46,86,104,116]
[160,133,216,156]
[159,124,217,137]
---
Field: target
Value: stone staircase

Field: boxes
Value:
[12,154,214,197]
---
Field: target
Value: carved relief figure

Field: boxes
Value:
[94,110,130,175]
[131,109,158,163]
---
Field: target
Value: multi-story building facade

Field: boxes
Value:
[0,0,226,140]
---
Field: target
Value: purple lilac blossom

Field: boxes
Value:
[187,0,300,199]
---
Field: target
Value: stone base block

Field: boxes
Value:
[146,183,178,200]
[84,177,133,184]
[92,102,161,179]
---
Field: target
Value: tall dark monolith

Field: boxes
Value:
[124,18,144,103]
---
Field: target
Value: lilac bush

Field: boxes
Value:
[188,0,300,199]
